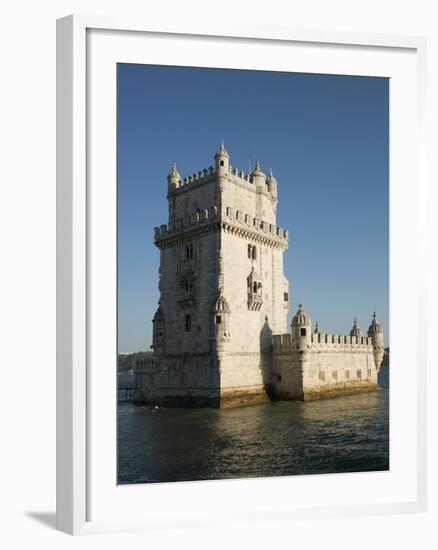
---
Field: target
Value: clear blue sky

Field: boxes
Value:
[118,64,388,352]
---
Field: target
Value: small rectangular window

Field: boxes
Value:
[357,369,362,380]
[185,314,191,332]
[300,328,306,336]
[216,315,221,324]
[283,292,288,302]
[220,160,224,166]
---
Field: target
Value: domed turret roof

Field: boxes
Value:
[215,141,229,158]
[350,317,363,337]
[213,294,230,312]
[167,162,181,181]
[291,303,312,326]
[367,312,383,335]
[251,160,265,178]
[266,168,277,183]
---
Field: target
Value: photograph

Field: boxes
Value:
[116,63,389,485]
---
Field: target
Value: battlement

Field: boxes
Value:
[229,166,252,182]
[272,332,373,352]
[310,333,372,347]
[169,165,216,194]
[154,205,219,240]
[223,206,288,241]
[169,163,275,196]
[154,204,288,246]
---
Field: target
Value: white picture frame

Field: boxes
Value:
[56,14,428,535]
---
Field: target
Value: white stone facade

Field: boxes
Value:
[272,307,384,401]
[135,144,384,407]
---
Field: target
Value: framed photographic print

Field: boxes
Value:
[57,15,427,535]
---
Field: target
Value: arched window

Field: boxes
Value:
[251,246,257,260]
[248,244,252,258]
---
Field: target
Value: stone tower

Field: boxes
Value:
[142,143,290,407]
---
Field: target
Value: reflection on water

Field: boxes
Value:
[118,370,389,484]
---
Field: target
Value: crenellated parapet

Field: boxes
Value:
[167,159,278,201]
[154,206,219,248]
[168,165,216,195]
[222,205,288,249]
[272,332,373,352]
[309,333,373,348]
[154,204,288,250]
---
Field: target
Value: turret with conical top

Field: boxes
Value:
[215,141,230,175]
[215,141,230,192]
[291,303,312,349]
[266,168,277,199]
[350,317,363,338]
[251,160,266,190]
[367,311,385,370]
[167,162,181,191]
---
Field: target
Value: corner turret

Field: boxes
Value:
[350,317,363,338]
[251,160,266,190]
[151,306,165,354]
[266,168,277,199]
[167,162,181,192]
[291,303,312,349]
[215,141,230,176]
[367,311,385,370]
[212,294,231,347]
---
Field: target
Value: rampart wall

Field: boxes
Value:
[272,332,378,401]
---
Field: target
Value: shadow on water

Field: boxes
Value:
[118,382,389,485]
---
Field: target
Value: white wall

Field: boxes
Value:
[0,0,437,549]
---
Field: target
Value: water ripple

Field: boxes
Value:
[117,388,389,484]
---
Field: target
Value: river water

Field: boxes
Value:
[117,368,389,484]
